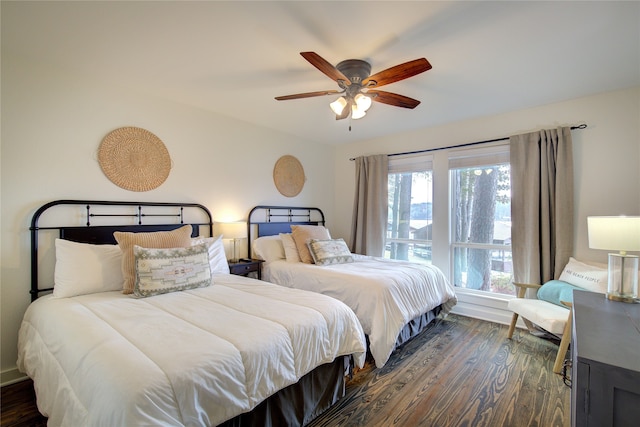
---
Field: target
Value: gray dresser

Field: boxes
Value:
[571,290,640,427]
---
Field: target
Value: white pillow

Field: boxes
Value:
[54,238,124,298]
[192,235,230,274]
[252,235,285,263]
[559,257,608,293]
[280,233,301,263]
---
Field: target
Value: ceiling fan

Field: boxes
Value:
[275,52,432,121]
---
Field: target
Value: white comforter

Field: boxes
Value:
[263,255,457,368]
[17,274,366,427]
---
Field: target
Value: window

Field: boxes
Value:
[385,145,514,297]
[386,154,433,265]
[450,146,514,296]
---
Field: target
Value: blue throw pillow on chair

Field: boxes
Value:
[537,280,581,307]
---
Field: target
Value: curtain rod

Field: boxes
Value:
[349,123,587,161]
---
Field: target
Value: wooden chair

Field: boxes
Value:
[507,282,573,375]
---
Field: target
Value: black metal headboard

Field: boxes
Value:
[30,200,213,301]
[247,206,325,259]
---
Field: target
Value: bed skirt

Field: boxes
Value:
[396,305,442,348]
[218,355,350,427]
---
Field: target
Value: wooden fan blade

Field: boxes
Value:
[368,90,421,109]
[275,90,340,101]
[300,52,351,86]
[362,58,432,88]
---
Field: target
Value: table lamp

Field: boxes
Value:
[587,216,640,302]
[218,221,247,263]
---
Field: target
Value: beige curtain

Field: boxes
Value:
[510,127,574,285]
[350,154,388,256]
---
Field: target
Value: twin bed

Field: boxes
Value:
[18,200,367,426]
[248,206,458,368]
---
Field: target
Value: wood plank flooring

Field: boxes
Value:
[308,314,570,427]
[1,378,46,427]
[1,314,570,427]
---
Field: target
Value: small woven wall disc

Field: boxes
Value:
[273,155,305,197]
[98,127,171,192]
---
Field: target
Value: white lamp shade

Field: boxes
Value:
[214,221,247,262]
[216,221,247,239]
[587,216,640,252]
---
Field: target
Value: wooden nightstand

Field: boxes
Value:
[228,259,264,279]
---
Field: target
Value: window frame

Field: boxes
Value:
[382,144,516,324]
[386,154,434,264]
[448,143,513,296]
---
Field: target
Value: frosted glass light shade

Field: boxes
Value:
[351,104,366,119]
[329,97,347,115]
[354,93,372,111]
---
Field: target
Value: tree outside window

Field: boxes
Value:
[386,149,513,296]
[387,171,433,265]
[452,164,514,295]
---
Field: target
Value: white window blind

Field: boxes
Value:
[389,154,433,173]
[448,143,509,169]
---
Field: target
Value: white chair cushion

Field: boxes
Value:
[507,298,569,335]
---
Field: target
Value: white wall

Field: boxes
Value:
[0,55,336,383]
[333,87,640,322]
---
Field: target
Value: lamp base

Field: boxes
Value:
[606,293,639,303]
[606,253,638,304]
[229,238,241,263]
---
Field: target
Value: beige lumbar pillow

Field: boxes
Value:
[290,225,331,264]
[114,225,193,294]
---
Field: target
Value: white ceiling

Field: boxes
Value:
[3,1,639,145]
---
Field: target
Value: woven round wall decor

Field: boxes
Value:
[98,127,171,192]
[273,155,305,197]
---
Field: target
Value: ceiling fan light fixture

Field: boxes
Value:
[351,104,367,120]
[329,96,347,115]
[354,93,372,112]
[276,52,431,124]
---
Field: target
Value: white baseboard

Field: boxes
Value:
[1,368,28,387]
[450,291,527,329]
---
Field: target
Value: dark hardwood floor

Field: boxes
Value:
[1,314,570,427]
[308,314,570,427]
[1,378,46,427]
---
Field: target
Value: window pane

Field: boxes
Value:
[385,242,432,264]
[451,164,514,295]
[387,171,432,265]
